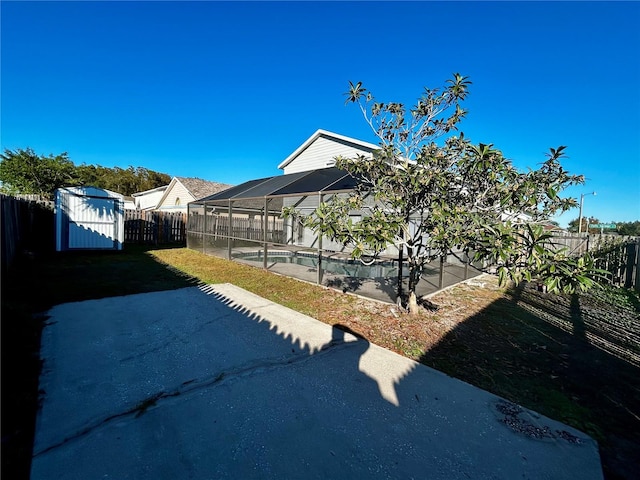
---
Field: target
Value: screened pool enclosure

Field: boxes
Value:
[187,167,481,304]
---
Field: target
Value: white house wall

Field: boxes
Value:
[283,136,374,174]
[158,181,193,212]
[135,189,165,210]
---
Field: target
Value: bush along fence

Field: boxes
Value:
[124,210,186,245]
[591,237,640,291]
[1,194,55,274]
[550,233,640,291]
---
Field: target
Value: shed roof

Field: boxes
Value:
[194,167,359,203]
[56,186,124,200]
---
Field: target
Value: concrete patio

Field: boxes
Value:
[31,284,603,479]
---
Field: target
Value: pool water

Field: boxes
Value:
[238,252,401,278]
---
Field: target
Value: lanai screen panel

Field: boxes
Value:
[187,167,361,253]
[228,170,311,200]
[269,168,356,197]
[199,177,273,203]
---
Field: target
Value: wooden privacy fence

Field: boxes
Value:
[124,210,187,245]
[592,238,640,291]
[550,233,640,290]
[188,214,285,243]
[549,233,638,256]
[1,194,55,274]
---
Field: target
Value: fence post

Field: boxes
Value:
[157,212,163,245]
[227,200,232,260]
[635,243,640,293]
[139,210,145,243]
[628,240,640,292]
[180,212,186,243]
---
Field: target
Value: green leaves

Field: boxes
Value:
[345,81,366,104]
[446,73,472,100]
[0,148,76,198]
[474,221,608,294]
[297,75,595,303]
[0,148,171,198]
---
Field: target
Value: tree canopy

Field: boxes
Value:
[0,148,171,198]
[289,75,601,313]
[616,221,640,236]
[567,218,640,236]
[0,148,76,198]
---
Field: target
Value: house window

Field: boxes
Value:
[175,197,181,206]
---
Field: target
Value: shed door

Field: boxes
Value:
[67,194,118,249]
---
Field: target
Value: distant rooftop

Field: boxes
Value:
[175,176,232,200]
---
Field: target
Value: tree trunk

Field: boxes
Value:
[407,256,420,315]
[407,291,419,315]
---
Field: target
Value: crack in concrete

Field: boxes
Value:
[120,314,234,363]
[33,338,357,458]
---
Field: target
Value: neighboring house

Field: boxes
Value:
[123,196,136,210]
[192,129,382,254]
[278,129,379,174]
[156,176,232,213]
[132,185,168,211]
[276,129,382,251]
[543,222,566,233]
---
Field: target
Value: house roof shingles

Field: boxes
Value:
[175,176,232,201]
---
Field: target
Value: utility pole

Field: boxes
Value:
[578,191,596,234]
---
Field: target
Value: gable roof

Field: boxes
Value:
[155,176,233,209]
[175,176,232,200]
[277,129,379,171]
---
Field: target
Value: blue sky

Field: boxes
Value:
[2,1,639,227]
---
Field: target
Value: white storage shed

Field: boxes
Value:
[55,186,125,251]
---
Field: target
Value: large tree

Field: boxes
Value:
[616,221,640,236]
[0,148,77,199]
[0,148,171,198]
[293,75,600,313]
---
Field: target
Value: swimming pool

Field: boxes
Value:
[235,251,402,278]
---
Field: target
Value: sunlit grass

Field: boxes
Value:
[149,247,362,324]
